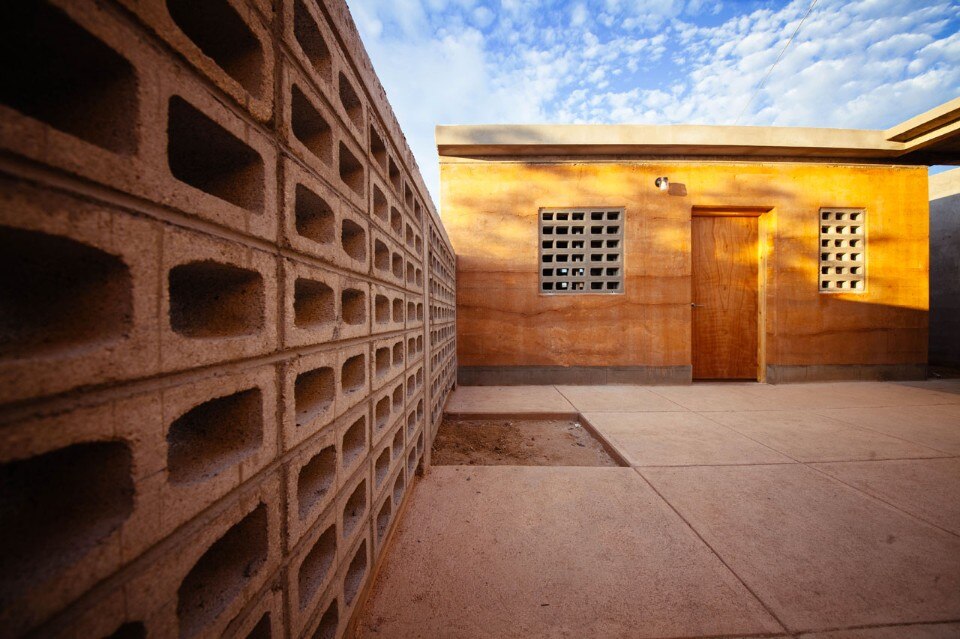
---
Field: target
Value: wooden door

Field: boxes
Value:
[692,215,759,379]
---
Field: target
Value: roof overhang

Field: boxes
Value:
[436,97,960,165]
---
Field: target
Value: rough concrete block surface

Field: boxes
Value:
[282,349,340,451]
[285,417,339,548]
[221,585,286,639]
[0,392,164,637]
[161,226,279,371]
[287,503,339,637]
[0,179,161,403]
[160,364,279,534]
[115,0,275,122]
[0,0,453,635]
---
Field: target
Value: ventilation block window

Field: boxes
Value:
[539,208,624,294]
[819,208,866,293]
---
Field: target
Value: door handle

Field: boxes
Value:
[691,303,704,308]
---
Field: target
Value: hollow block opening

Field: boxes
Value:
[341,354,365,394]
[390,207,402,235]
[392,428,403,460]
[295,366,334,428]
[341,479,366,539]
[168,96,264,212]
[105,622,147,639]
[343,541,368,605]
[388,157,401,192]
[177,504,268,638]
[375,295,389,324]
[338,142,365,197]
[342,416,366,470]
[376,498,391,543]
[291,85,332,165]
[293,0,331,82]
[374,240,390,272]
[370,126,387,170]
[245,614,271,639]
[298,445,336,520]
[0,2,139,154]
[295,184,335,245]
[338,72,363,129]
[392,469,405,505]
[167,0,263,96]
[392,384,403,412]
[374,447,390,487]
[0,441,134,606]
[167,388,264,484]
[169,260,264,337]
[298,523,336,609]
[340,288,366,325]
[341,219,366,261]
[374,396,390,433]
[294,277,334,328]
[391,253,403,279]
[0,226,133,359]
[375,347,390,377]
[312,598,338,639]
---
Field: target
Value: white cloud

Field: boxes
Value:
[347,0,960,204]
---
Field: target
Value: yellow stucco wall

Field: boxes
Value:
[440,159,928,374]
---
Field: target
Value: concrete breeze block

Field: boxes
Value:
[337,461,371,552]
[285,417,339,548]
[287,504,339,637]
[0,0,459,635]
[335,342,371,417]
[221,584,286,639]
[161,226,278,371]
[282,65,342,188]
[336,400,371,482]
[282,156,372,276]
[0,179,161,404]
[370,336,405,392]
[282,349,339,452]
[0,392,164,637]
[47,472,282,639]
[371,283,407,335]
[0,0,158,201]
[115,0,275,122]
[159,364,279,535]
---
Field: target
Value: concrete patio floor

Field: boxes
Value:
[355,381,960,638]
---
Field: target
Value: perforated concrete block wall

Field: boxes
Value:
[0,1,457,637]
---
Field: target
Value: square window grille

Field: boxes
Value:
[539,208,624,294]
[819,208,866,293]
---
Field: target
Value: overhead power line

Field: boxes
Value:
[734,0,820,125]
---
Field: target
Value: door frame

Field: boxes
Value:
[691,206,772,382]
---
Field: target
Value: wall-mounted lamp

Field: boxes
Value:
[655,177,669,191]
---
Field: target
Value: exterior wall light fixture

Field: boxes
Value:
[655,177,669,191]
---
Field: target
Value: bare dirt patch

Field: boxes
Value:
[432,417,621,466]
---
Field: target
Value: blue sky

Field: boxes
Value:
[346,0,960,204]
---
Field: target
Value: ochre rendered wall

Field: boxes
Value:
[0,1,456,637]
[441,159,927,382]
